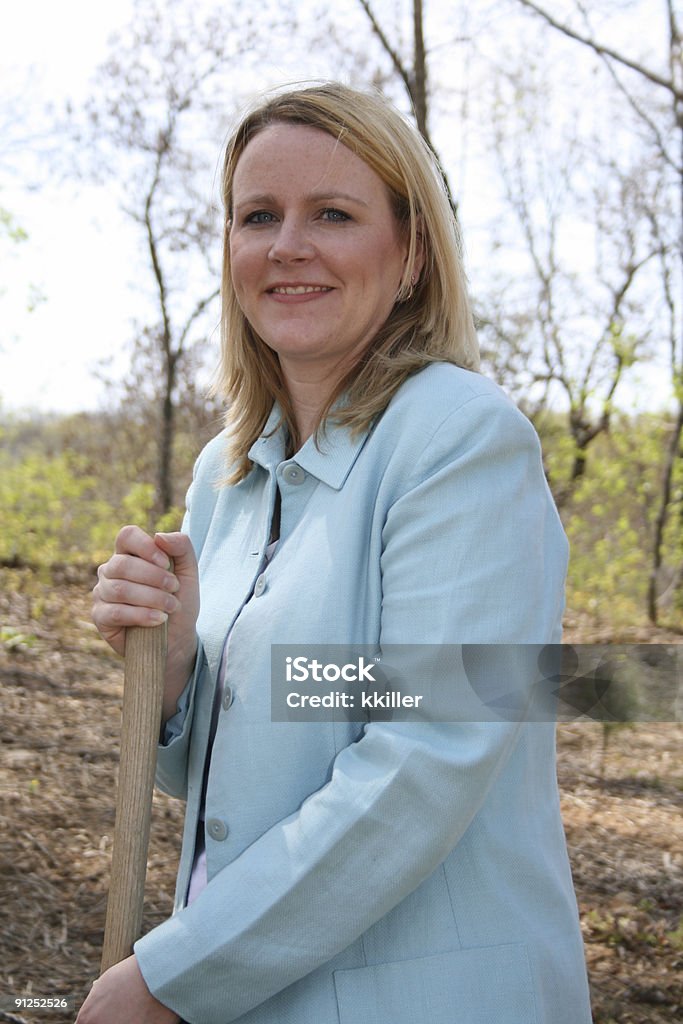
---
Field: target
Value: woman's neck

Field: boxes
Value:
[283,372,333,447]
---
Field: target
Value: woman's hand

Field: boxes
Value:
[92,527,200,714]
[75,954,180,1024]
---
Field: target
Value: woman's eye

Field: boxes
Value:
[245,211,276,224]
[320,208,350,222]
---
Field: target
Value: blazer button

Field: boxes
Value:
[282,464,305,485]
[222,685,234,711]
[207,818,228,842]
[254,573,267,597]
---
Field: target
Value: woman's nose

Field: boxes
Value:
[268,218,315,263]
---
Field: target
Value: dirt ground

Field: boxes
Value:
[0,575,681,1024]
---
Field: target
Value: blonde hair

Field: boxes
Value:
[217,82,479,482]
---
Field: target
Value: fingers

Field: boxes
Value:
[115,524,174,568]
[95,570,181,618]
[92,572,173,656]
[99,550,179,592]
[97,528,181,612]
[93,595,170,633]
[92,526,198,657]
[154,531,198,577]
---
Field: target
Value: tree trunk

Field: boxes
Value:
[157,353,177,516]
[648,402,683,623]
[570,447,587,482]
[412,0,428,138]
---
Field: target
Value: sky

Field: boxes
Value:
[1,0,139,414]
[0,0,674,418]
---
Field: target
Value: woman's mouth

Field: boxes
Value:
[269,285,333,295]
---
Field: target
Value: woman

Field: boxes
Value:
[83,83,592,1024]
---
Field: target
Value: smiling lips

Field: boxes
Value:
[268,285,333,295]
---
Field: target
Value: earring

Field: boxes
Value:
[396,273,418,303]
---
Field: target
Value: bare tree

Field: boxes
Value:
[516,0,682,99]
[73,0,266,513]
[478,55,658,499]
[512,0,683,621]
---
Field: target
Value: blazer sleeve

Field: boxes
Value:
[134,394,568,1024]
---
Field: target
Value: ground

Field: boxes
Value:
[0,575,681,1024]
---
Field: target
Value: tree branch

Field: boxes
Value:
[178,286,221,351]
[600,57,681,173]
[515,0,683,101]
[357,0,413,96]
[144,146,172,362]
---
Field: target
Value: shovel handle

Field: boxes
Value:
[100,615,168,973]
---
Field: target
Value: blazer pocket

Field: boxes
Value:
[333,944,537,1024]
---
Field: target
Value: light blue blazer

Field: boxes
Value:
[134,363,593,1024]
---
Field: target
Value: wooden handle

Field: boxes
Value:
[100,617,168,973]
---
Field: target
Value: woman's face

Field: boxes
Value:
[229,124,412,388]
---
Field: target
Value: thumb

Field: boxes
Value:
[154,532,197,576]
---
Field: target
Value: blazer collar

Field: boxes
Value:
[248,402,372,491]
